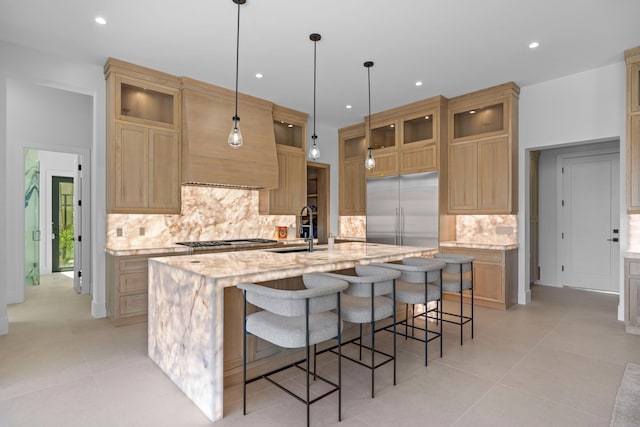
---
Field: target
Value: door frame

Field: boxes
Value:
[19,145,91,299]
[307,161,330,244]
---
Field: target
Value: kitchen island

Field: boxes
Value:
[147,242,435,422]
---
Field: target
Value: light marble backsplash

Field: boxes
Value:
[106,186,296,249]
[455,215,518,245]
[629,215,640,252]
[339,216,366,238]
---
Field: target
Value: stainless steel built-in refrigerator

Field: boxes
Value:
[366,171,438,247]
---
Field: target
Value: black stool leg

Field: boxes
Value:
[459,263,464,346]
[242,291,247,415]
[471,262,474,340]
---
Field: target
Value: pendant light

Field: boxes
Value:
[364,61,376,170]
[308,33,321,160]
[228,0,246,149]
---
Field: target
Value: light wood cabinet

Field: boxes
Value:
[106,252,180,326]
[447,82,519,214]
[105,58,182,214]
[626,46,640,212]
[624,258,640,335]
[113,123,180,212]
[259,105,307,215]
[338,124,367,216]
[365,96,445,179]
[439,246,518,310]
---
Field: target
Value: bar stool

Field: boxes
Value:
[316,265,401,398]
[238,273,348,427]
[407,253,475,345]
[372,258,446,366]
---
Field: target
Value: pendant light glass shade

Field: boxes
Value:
[308,33,321,160]
[308,138,320,160]
[364,61,375,170]
[228,0,246,149]
[228,116,242,148]
[365,146,376,169]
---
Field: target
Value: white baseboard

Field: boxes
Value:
[0,313,8,335]
[91,301,106,319]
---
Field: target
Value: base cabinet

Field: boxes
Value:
[439,246,518,310]
[106,252,181,326]
[624,258,640,335]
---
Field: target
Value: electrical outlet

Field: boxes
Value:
[116,228,123,237]
[496,226,514,235]
[139,227,145,236]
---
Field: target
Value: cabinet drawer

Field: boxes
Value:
[119,272,148,293]
[629,261,640,276]
[119,293,148,316]
[119,256,149,272]
[441,247,503,264]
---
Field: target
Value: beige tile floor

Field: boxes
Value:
[1,274,639,426]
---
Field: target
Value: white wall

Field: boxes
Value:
[37,150,77,275]
[519,61,627,319]
[1,41,106,334]
[537,141,620,286]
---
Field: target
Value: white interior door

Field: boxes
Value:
[561,153,619,292]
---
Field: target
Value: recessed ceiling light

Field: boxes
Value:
[346,105,352,109]
[255,73,263,79]
[529,41,540,49]
[287,124,293,128]
[390,124,395,128]
[425,115,430,120]
[95,16,107,25]
[469,110,476,114]
[415,81,423,86]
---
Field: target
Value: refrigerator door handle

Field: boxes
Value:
[401,207,405,246]
[395,207,399,245]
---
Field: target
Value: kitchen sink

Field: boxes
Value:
[267,247,327,254]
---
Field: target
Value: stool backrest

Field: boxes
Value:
[238,280,348,317]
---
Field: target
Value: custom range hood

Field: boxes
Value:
[181,77,279,189]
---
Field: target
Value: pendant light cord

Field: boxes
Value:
[233,1,241,121]
[312,37,317,140]
[367,65,371,146]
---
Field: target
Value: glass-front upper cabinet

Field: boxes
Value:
[370,122,397,150]
[116,77,179,129]
[273,120,303,148]
[344,135,366,159]
[403,113,435,145]
[453,102,505,140]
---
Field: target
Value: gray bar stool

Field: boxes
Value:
[403,253,474,345]
[317,265,401,399]
[371,258,446,366]
[411,253,475,345]
[238,273,348,427]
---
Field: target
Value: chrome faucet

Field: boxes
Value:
[300,206,314,252]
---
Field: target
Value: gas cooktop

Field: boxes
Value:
[175,238,278,248]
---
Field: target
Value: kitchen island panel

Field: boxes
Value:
[148,260,223,422]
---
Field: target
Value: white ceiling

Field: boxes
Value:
[1,0,639,131]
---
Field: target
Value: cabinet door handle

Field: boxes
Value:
[607,238,619,242]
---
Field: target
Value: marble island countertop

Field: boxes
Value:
[440,241,519,250]
[147,242,436,423]
[151,242,435,288]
